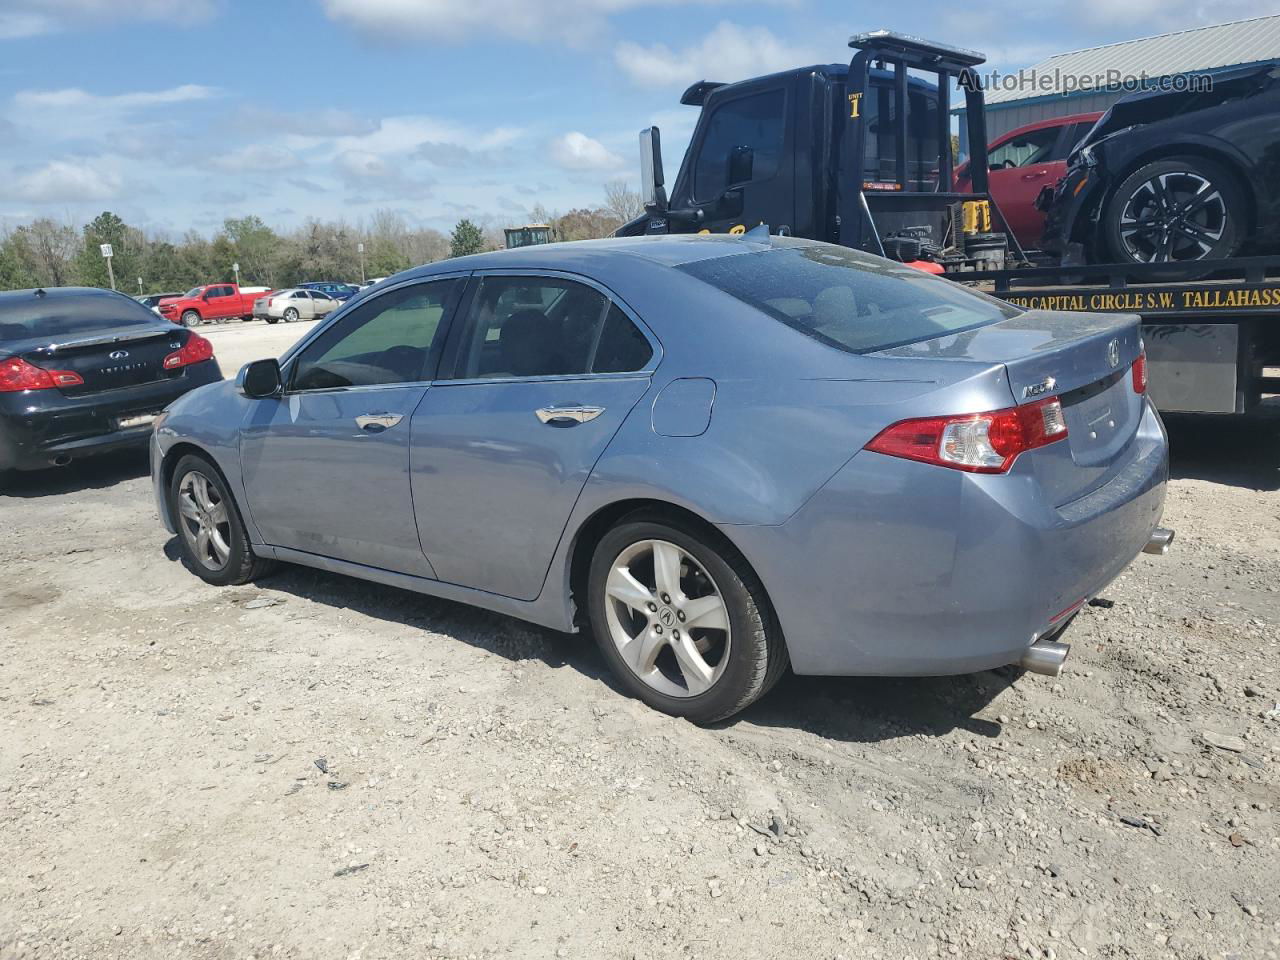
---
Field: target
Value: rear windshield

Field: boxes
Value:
[678,241,1021,353]
[0,292,162,341]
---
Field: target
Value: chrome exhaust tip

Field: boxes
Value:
[50,454,72,467]
[1143,527,1175,556]
[1020,639,1071,677]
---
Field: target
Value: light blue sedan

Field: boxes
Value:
[152,234,1171,723]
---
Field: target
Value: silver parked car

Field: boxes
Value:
[152,235,1171,723]
[252,288,339,324]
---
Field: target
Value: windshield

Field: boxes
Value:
[678,239,1021,354]
[0,292,163,341]
[183,287,203,298]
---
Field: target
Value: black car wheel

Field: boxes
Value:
[587,513,788,724]
[1104,157,1243,271]
[169,453,276,586]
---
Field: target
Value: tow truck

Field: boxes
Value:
[620,30,1280,417]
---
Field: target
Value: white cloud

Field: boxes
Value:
[209,145,301,172]
[550,131,623,171]
[318,0,788,44]
[14,160,122,203]
[13,85,219,112]
[615,21,821,89]
[0,0,216,38]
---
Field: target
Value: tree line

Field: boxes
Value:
[0,181,645,294]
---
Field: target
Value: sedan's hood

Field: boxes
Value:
[1078,63,1276,152]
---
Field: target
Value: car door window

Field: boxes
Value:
[692,89,785,202]
[988,128,1059,169]
[448,276,651,379]
[291,279,459,391]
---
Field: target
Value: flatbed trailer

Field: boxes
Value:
[946,256,1280,417]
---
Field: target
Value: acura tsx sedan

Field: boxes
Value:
[152,234,1170,722]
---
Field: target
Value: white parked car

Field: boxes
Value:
[252,288,340,324]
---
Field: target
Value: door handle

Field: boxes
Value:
[355,412,404,430]
[535,405,605,425]
[1021,170,1047,180]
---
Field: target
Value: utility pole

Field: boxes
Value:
[100,243,116,290]
[357,242,366,284]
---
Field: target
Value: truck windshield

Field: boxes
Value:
[678,240,1020,353]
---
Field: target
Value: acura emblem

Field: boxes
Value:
[1106,339,1120,369]
[1023,376,1057,399]
[109,349,129,360]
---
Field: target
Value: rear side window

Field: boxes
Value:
[678,240,1021,354]
[448,276,652,379]
[0,291,159,341]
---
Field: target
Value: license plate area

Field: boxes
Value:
[116,412,159,430]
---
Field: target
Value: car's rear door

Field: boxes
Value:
[410,271,659,601]
[238,276,465,576]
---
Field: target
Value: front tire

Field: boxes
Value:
[181,310,201,327]
[265,315,279,325]
[1103,156,1243,274]
[168,454,276,586]
[587,514,788,724]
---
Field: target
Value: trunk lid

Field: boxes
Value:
[17,326,184,395]
[877,310,1145,505]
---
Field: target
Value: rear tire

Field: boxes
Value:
[168,453,276,586]
[1103,156,1244,278]
[587,513,788,724]
[283,307,299,322]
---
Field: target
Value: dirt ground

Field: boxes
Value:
[2,320,1277,960]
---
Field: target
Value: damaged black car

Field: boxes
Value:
[1040,65,1280,268]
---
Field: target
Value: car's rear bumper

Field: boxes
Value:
[723,398,1169,676]
[0,360,222,472]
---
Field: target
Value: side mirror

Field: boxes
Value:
[639,126,668,212]
[717,188,745,220]
[237,358,282,398]
[726,145,754,187]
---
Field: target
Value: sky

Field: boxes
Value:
[0,0,1272,237]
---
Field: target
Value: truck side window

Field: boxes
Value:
[692,90,785,202]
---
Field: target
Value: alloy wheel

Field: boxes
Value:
[1118,171,1226,263]
[603,539,731,698]
[176,470,232,571]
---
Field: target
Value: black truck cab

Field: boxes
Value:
[620,31,1019,270]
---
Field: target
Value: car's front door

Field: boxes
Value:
[239,276,464,576]
[410,272,658,601]
[986,126,1065,247]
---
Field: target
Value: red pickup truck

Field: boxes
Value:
[158,283,274,326]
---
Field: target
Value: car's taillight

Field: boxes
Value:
[1132,346,1147,394]
[865,396,1069,474]
[163,332,214,370]
[0,355,84,392]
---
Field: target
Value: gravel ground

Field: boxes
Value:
[1,322,1277,960]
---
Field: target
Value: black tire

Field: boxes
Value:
[265,316,279,325]
[283,307,299,322]
[1103,156,1244,276]
[587,513,788,724]
[180,310,201,327]
[168,453,276,586]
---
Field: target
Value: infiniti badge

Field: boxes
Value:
[109,349,130,360]
[1106,338,1120,369]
